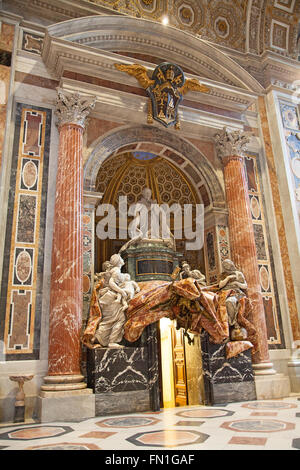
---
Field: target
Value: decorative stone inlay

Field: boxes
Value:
[79,431,116,439]
[214,127,252,160]
[175,421,205,426]
[96,416,160,428]
[55,88,96,128]
[0,425,73,440]
[26,442,101,450]
[221,419,295,432]
[242,401,297,410]
[228,436,267,446]
[126,429,209,447]
[176,408,234,419]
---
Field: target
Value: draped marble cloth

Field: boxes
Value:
[82,278,257,359]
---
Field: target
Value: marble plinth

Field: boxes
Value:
[37,389,95,423]
[254,373,290,399]
[87,338,159,415]
[201,332,256,405]
[95,390,150,416]
[288,360,300,392]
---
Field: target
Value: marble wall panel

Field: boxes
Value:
[278,102,300,223]
[244,152,285,348]
[0,23,14,52]
[0,103,52,360]
[0,64,11,172]
[21,31,43,55]
[258,96,300,342]
[203,224,230,284]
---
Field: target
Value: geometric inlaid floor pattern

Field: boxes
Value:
[0,395,299,450]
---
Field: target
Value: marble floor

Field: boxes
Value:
[1,395,300,451]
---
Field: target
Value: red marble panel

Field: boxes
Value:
[0,65,11,171]
[0,23,15,52]
[8,290,32,350]
[23,111,43,156]
[85,117,121,149]
[79,431,116,438]
[229,436,267,445]
[15,72,59,90]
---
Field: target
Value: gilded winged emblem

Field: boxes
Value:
[115,62,210,129]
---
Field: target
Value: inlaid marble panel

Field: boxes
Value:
[97,416,160,428]
[244,153,285,348]
[22,31,43,55]
[0,103,51,359]
[126,429,209,447]
[0,64,11,172]
[258,96,300,342]
[221,419,295,432]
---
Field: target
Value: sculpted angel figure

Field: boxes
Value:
[94,254,140,348]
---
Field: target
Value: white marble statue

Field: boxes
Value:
[179,261,206,286]
[94,254,140,348]
[119,187,175,252]
[218,259,248,332]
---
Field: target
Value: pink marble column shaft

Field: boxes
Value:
[223,154,270,365]
[47,122,84,377]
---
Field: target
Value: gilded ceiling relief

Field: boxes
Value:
[86,0,300,57]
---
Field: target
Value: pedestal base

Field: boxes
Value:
[254,373,291,399]
[201,332,256,405]
[288,360,300,393]
[95,390,150,416]
[37,389,95,423]
[87,342,159,416]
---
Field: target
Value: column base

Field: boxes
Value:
[252,362,277,376]
[254,373,291,400]
[41,374,87,392]
[288,360,300,393]
[37,388,95,423]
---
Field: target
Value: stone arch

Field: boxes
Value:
[45,15,264,93]
[83,124,225,209]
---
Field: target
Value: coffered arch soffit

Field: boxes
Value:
[44,15,263,93]
[83,124,225,209]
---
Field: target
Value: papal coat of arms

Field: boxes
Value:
[115,62,210,129]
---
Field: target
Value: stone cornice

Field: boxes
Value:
[42,20,261,117]
[44,16,264,94]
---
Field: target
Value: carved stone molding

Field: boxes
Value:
[55,88,96,128]
[214,127,252,161]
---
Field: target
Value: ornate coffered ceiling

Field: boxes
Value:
[4,0,299,59]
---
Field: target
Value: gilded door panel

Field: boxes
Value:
[172,327,188,406]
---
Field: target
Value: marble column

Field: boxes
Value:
[215,128,275,375]
[41,89,96,393]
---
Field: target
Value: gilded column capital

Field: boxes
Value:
[55,88,96,129]
[214,127,252,162]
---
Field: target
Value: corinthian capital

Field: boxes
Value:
[55,88,96,128]
[214,127,252,160]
